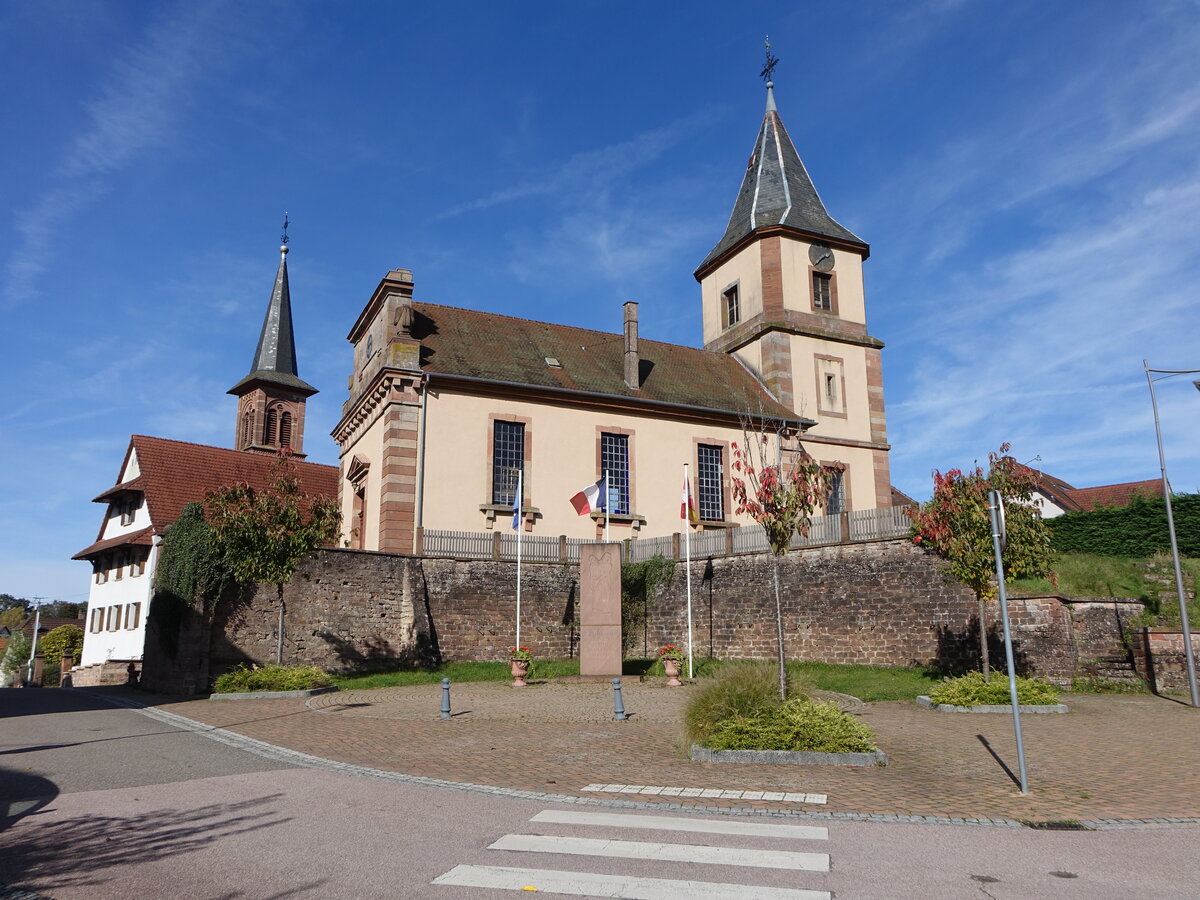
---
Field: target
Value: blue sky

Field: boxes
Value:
[3,0,1199,603]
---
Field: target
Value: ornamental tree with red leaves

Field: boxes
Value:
[730,426,833,700]
[907,443,1054,678]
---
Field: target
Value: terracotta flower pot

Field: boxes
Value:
[510,659,530,687]
[663,658,682,686]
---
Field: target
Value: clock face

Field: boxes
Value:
[809,243,834,271]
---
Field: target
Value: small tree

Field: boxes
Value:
[39,624,84,664]
[1,630,31,687]
[730,423,832,700]
[205,451,341,665]
[908,443,1054,678]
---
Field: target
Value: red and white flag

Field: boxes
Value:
[681,470,698,523]
[569,475,607,516]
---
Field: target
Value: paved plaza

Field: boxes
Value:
[93,678,1200,827]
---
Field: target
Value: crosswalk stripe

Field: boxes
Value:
[530,809,828,840]
[432,864,832,899]
[489,834,830,871]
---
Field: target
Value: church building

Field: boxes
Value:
[333,78,892,554]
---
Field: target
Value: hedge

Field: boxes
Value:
[1047,493,1199,558]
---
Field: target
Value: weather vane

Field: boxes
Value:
[760,35,779,84]
[281,212,290,246]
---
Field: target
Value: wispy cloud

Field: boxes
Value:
[438,110,718,221]
[2,0,254,306]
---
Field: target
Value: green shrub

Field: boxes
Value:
[212,664,332,694]
[39,624,84,663]
[1070,675,1146,695]
[704,699,877,753]
[928,671,1060,706]
[683,660,788,745]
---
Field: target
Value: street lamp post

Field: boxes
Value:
[1143,360,1199,707]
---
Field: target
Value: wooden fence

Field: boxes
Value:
[418,505,914,564]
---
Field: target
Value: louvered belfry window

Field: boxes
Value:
[279,411,293,448]
[265,407,278,446]
[813,272,832,311]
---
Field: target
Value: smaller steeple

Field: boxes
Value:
[229,216,317,457]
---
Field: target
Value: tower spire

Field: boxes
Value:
[695,40,866,275]
[228,218,317,456]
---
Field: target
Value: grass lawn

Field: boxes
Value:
[332,657,940,700]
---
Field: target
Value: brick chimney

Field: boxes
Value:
[623,301,639,390]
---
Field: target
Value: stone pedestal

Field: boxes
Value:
[580,543,622,677]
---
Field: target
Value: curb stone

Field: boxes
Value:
[209,685,338,701]
[916,696,1069,714]
[690,744,887,767]
[89,692,1197,831]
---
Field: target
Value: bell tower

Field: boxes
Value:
[228,219,317,457]
[694,46,892,509]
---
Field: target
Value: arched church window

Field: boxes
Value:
[265,407,278,446]
[241,412,252,448]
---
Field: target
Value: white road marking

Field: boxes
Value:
[489,834,830,871]
[432,864,832,899]
[531,809,828,840]
[580,783,827,804]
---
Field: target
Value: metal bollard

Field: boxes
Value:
[612,678,627,721]
[440,677,452,719]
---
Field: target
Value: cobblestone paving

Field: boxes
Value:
[112,684,1200,824]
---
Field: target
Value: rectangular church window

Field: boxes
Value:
[697,444,724,521]
[813,272,832,311]
[491,420,525,506]
[722,284,740,328]
[600,433,630,515]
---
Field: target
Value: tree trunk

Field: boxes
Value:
[276,582,285,665]
[773,554,787,701]
[978,594,990,680]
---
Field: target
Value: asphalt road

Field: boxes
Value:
[3,688,1198,899]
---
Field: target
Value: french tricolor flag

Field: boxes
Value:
[569,475,607,516]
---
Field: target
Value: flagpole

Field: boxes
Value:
[515,469,523,649]
[604,469,611,543]
[684,463,694,679]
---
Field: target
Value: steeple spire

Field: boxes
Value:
[229,217,316,456]
[696,43,866,275]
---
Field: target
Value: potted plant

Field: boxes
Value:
[658,644,685,686]
[509,646,533,687]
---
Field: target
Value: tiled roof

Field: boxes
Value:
[92,477,144,503]
[698,89,866,272]
[77,436,338,557]
[72,527,154,561]
[1068,479,1163,512]
[410,303,801,423]
[1028,467,1082,513]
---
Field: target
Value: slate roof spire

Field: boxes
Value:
[228,219,317,397]
[697,54,866,273]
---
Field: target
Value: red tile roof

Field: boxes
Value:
[411,303,803,424]
[1067,479,1163,512]
[72,527,154,561]
[1027,467,1163,513]
[75,436,338,558]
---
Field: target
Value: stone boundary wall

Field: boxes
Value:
[140,541,1155,693]
[68,659,140,687]
[1134,629,1200,693]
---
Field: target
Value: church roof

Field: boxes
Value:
[228,246,317,397]
[74,436,338,557]
[697,85,866,273]
[409,302,804,425]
